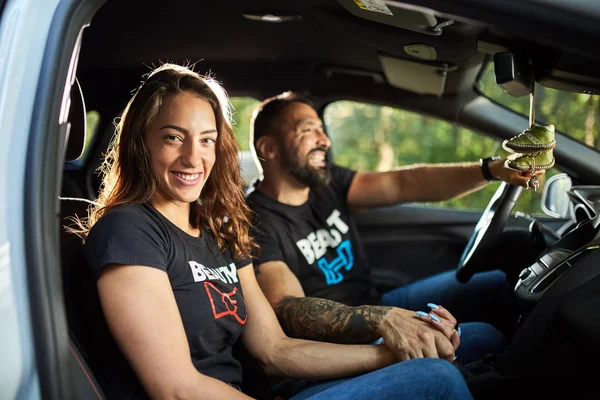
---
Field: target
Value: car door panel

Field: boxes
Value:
[353,204,568,292]
[353,205,477,291]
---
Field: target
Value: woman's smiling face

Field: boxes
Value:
[143,91,218,207]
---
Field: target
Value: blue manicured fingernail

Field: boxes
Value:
[458,327,462,337]
[427,303,439,309]
[416,311,428,317]
[429,313,440,322]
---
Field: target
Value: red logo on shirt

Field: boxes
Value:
[204,282,247,324]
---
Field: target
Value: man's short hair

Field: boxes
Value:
[249,91,313,151]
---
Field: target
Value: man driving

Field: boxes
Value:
[246,91,537,368]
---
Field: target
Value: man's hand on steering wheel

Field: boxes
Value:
[456,158,548,283]
[490,158,545,187]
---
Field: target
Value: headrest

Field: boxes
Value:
[65,78,87,162]
[239,150,261,187]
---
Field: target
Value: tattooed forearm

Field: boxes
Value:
[275,296,393,344]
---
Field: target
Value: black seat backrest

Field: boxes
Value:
[60,197,111,400]
[61,199,108,400]
[60,78,107,399]
[68,333,105,400]
[60,197,94,331]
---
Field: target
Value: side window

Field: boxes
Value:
[478,61,600,151]
[82,110,100,159]
[230,96,260,151]
[68,109,100,166]
[229,96,261,186]
[323,101,559,215]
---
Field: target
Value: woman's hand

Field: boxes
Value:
[416,304,460,352]
[377,307,456,363]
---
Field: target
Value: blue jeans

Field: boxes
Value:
[381,269,520,363]
[290,358,473,400]
[382,269,520,336]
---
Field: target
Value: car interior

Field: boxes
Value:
[35,0,600,399]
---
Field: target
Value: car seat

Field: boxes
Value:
[59,78,107,399]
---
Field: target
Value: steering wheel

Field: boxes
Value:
[456,182,523,283]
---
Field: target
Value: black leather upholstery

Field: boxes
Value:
[61,78,107,399]
[60,197,107,400]
[68,334,105,400]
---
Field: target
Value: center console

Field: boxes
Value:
[515,218,599,310]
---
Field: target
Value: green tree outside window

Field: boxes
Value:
[324,101,556,215]
[230,97,260,151]
[477,62,600,150]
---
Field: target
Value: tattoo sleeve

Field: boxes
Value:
[274,296,392,344]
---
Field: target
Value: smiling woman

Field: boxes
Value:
[76,63,250,255]
[143,92,218,217]
[69,63,259,398]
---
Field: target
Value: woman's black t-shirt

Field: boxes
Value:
[83,203,250,399]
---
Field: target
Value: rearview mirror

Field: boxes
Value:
[494,52,532,97]
[541,173,572,218]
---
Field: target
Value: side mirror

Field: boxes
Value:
[541,173,572,218]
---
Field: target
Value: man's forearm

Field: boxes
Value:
[399,162,488,202]
[348,162,489,208]
[274,296,392,344]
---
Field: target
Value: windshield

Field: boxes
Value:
[477,61,600,151]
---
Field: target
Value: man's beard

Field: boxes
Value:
[283,147,331,187]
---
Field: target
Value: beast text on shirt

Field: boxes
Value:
[295,210,354,285]
[189,261,239,284]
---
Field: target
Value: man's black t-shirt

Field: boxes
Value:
[247,165,380,306]
[83,203,250,399]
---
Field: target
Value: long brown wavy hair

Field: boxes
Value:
[74,63,256,259]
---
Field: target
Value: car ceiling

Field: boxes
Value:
[78,0,497,106]
[77,0,600,117]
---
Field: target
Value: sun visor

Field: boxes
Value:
[379,54,448,96]
[537,57,600,95]
[336,0,453,36]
